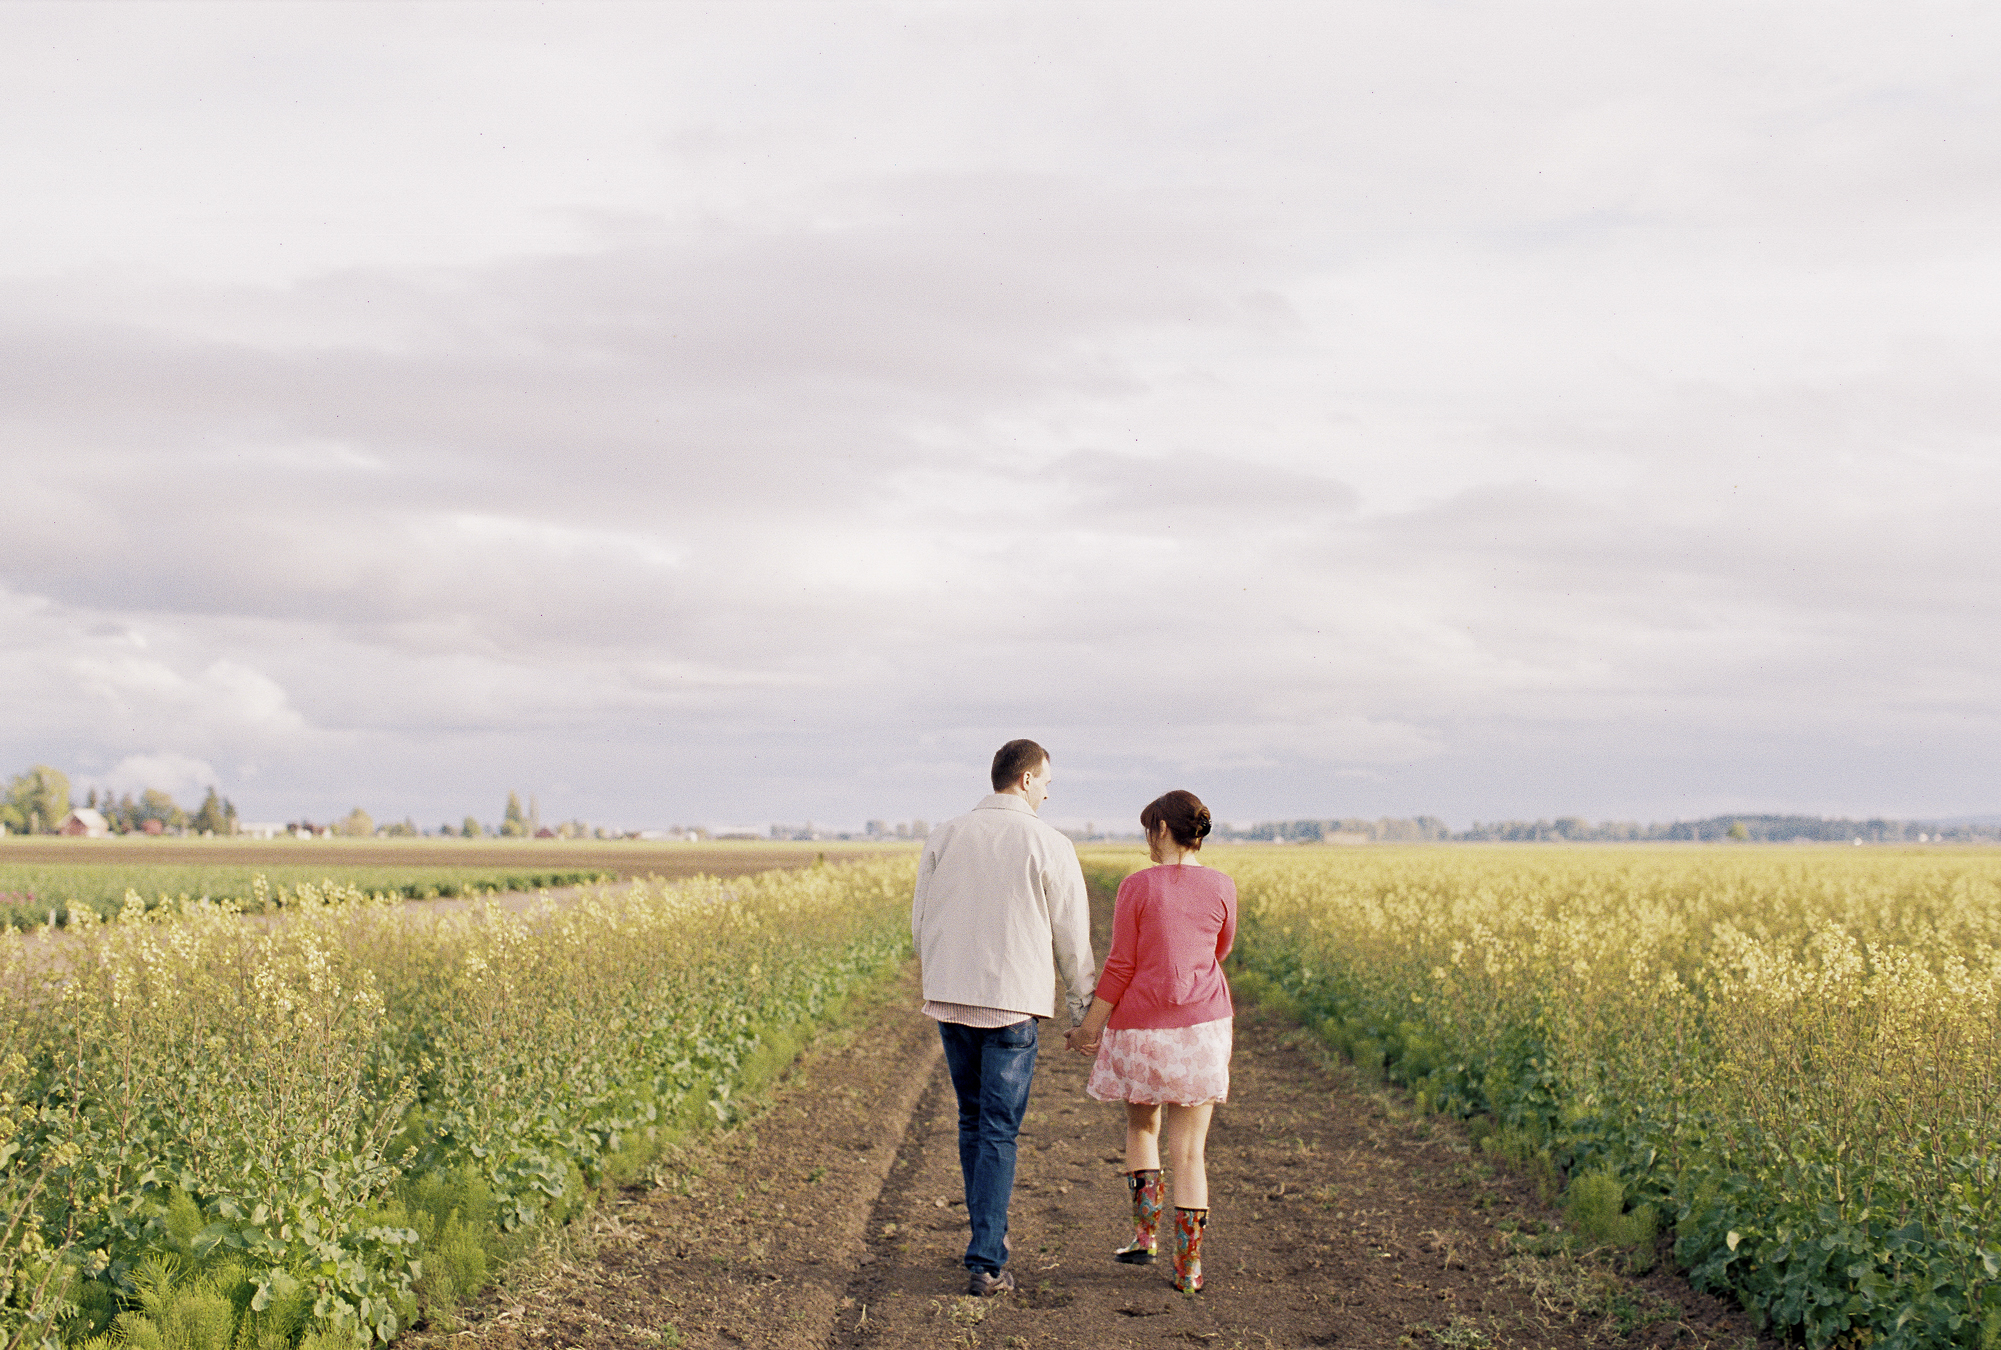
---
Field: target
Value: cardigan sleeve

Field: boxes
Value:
[1215,880,1237,962]
[1092,875,1141,1008]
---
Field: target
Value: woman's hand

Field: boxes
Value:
[1065,1024,1101,1056]
[1067,996,1115,1056]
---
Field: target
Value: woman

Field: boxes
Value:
[1067,789,1236,1293]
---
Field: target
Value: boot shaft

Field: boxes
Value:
[1115,1169,1165,1263]
[1124,1168,1164,1224]
[1171,1205,1209,1292]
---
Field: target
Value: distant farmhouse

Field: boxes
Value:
[59,808,110,837]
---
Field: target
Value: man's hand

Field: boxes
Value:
[1067,995,1114,1057]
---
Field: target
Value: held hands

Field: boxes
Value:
[1067,995,1115,1057]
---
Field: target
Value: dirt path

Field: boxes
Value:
[434,895,1777,1350]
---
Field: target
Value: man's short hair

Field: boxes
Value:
[991,739,1050,792]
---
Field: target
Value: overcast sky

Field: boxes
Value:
[3,2,1997,833]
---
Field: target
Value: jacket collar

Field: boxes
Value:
[975,792,1036,814]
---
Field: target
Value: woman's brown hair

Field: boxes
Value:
[1140,789,1212,851]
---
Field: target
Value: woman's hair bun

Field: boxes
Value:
[1141,789,1213,851]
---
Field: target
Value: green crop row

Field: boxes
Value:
[1122,846,2001,1350]
[0,856,916,1350]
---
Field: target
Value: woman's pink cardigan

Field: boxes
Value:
[1092,864,1237,1030]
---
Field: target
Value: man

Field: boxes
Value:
[912,738,1096,1296]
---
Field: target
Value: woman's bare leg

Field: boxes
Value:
[1125,1102,1162,1171]
[1163,1102,1215,1209]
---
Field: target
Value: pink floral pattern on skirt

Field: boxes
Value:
[1086,1017,1232,1105]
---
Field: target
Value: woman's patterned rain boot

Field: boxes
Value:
[1113,1169,1164,1264]
[1171,1206,1209,1292]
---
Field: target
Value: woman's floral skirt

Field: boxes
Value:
[1085,1016,1232,1105]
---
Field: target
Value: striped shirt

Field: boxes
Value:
[922,1000,1035,1028]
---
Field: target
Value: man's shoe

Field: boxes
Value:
[966,1269,1015,1297]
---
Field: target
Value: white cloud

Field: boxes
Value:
[90,753,224,805]
[68,655,310,744]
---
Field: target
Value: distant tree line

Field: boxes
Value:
[90,785,240,835]
[1455,814,2000,842]
[1,765,70,834]
[12,757,1991,847]
[1221,816,1454,842]
[1,767,632,841]
[287,792,636,841]
[0,764,239,835]
[1224,813,2001,844]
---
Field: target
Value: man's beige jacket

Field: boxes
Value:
[912,793,1097,1024]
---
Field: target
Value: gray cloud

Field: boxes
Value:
[2,3,1998,830]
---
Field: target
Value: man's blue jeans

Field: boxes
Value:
[938,1018,1038,1276]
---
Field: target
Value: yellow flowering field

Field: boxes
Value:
[1196,845,2001,1350]
[0,857,915,1350]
